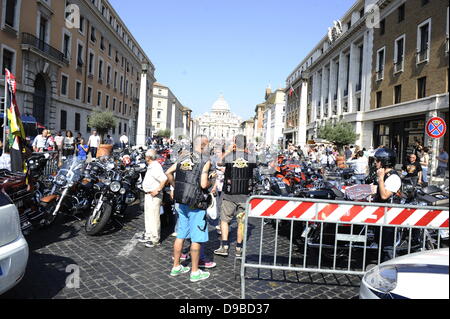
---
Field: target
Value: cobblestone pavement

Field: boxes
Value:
[1,200,361,299]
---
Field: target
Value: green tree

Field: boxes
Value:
[318,121,359,154]
[88,111,117,143]
[155,129,171,138]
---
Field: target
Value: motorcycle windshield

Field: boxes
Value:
[57,158,85,183]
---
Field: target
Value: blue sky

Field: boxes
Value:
[109,0,356,120]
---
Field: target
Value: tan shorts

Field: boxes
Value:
[220,199,246,224]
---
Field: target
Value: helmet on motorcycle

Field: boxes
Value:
[374,148,397,168]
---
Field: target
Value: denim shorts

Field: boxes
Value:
[175,204,209,243]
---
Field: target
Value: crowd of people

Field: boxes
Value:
[138,135,257,282]
[0,129,134,171]
[283,141,448,185]
[1,128,448,280]
[136,135,450,282]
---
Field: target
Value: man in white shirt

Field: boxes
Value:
[139,149,167,247]
[120,134,129,149]
[0,150,11,171]
[347,150,369,179]
[88,130,101,158]
[32,129,53,152]
[320,151,335,168]
[370,148,402,262]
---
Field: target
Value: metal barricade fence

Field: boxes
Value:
[240,195,449,299]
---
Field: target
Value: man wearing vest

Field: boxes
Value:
[165,135,212,282]
[214,135,257,258]
[371,148,402,262]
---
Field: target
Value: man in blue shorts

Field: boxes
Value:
[165,135,212,282]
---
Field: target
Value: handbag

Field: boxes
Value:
[206,193,218,220]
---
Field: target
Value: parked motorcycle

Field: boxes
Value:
[39,158,92,226]
[85,161,146,236]
[0,153,55,234]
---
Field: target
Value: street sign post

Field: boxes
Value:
[426,117,447,186]
[426,117,447,139]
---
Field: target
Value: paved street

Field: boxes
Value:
[1,200,361,299]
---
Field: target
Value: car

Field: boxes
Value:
[0,191,29,295]
[359,248,449,299]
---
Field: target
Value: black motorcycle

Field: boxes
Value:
[39,158,94,226]
[85,162,146,236]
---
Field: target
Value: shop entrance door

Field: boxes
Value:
[392,121,403,163]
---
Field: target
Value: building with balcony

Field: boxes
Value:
[0,0,155,143]
[285,0,448,163]
[262,87,286,148]
[253,102,266,146]
[369,0,449,162]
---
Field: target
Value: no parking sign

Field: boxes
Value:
[426,117,447,139]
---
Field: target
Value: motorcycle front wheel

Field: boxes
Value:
[41,201,60,228]
[85,202,113,236]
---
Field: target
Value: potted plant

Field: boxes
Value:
[88,110,117,158]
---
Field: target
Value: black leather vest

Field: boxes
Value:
[174,153,208,209]
[374,170,400,203]
[224,151,255,195]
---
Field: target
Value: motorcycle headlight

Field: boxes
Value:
[56,175,66,186]
[364,265,398,294]
[120,188,126,195]
[103,178,112,186]
[110,181,121,193]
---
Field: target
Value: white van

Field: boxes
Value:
[0,191,29,295]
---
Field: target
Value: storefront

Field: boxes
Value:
[374,115,426,164]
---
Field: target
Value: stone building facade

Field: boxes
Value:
[194,94,242,142]
[0,0,155,143]
[151,82,185,139]
[284,0,448,163]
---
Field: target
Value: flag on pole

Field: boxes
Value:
[289,85,299,98]
[4,69,26,172]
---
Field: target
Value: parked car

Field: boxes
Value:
[360,248,449,299]
[0,191,29,295]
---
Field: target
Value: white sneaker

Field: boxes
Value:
[138,235,152,243]
[190,270,210,282]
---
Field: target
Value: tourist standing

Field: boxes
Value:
[88,130,101,159]
[166,135,212,282]
[63,131,76,157]
[435,147,449,178]
[419,147,430,184]
[120,134,129,149]
[139,150,168,247]
[32,129,54,152]
[214,135,256,258]
[77,138,89,161]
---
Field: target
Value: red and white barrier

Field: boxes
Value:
[248,198,449,228]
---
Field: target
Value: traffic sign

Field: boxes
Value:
[426,117,447,139]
